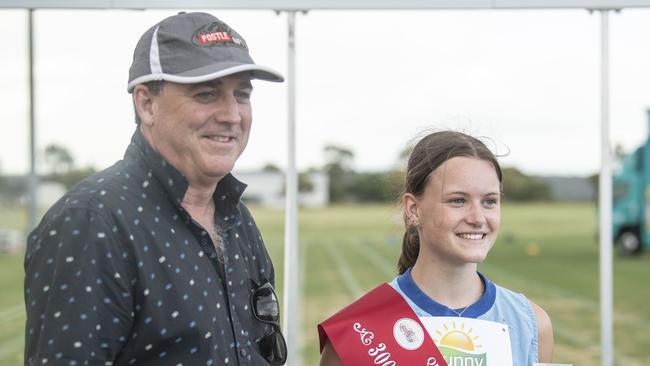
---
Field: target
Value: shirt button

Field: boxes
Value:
[240,348,248,357]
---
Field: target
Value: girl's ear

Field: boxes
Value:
[403,193,420,226]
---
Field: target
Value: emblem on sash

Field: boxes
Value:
[392,318,424,350]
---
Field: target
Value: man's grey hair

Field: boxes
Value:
[133,80,166,125]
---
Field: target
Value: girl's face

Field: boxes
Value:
[405,156,501,266]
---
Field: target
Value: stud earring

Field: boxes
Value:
[408,216,420,229]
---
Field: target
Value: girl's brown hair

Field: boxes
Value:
[397,131,503,274]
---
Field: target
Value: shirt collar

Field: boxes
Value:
[396,267,496,318]
[124,128,247,207]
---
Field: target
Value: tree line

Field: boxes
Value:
[0,144,96,204]
[320,144,552,203]
[0,143,553,204]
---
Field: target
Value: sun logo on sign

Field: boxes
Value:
[433,321,482,351]
[432,321,487,364]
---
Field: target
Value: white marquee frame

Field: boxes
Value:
[5,1,648,365]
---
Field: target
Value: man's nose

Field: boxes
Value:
[214,94,242,124]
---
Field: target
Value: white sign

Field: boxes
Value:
[420,317,513,366]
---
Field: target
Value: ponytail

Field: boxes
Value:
[397,225,419,274]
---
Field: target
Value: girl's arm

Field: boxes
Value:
[530,300,554,362]
[319,340,345,366]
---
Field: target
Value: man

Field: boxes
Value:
[24,12,286,365]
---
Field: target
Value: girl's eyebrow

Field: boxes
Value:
[444,191,468,196]
[443,191,500,196]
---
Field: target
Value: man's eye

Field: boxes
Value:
[195,91,218,102]
[449,198,465,205]
[235,90,252,102]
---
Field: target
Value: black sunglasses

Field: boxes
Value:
[250,281,287,365]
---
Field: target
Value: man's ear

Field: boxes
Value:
[403,193,420,225]
[133,84,156,126]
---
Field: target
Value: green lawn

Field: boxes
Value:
[2,202,649,365]
[0,253,26,365]
[253,202,650,365]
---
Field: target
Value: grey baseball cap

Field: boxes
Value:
[127,12,284,92]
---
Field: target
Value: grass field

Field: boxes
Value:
[2,202,649,365]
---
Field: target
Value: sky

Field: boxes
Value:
[2,7,650,177]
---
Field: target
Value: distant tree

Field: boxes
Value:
[346,173,394,202]
[385,169,405,201]
[501,167,551,201]
[298,173,314,193]
[262,163,282,172]
[0,175,27,203]
[324,145,354,172]
[277,166,315,193]
[43,144,96,190]
[44,144,74,175]
[323,144,355,202]
[54,166,97,190]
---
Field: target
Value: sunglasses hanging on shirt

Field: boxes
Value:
[250,281,287,365]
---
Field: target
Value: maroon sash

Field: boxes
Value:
[318,283,447,366]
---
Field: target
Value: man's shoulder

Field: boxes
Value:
[48,159,145,213]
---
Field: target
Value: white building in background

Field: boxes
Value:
[0,229,23,254]
[16,180,67,209]
[38,181,67,208]
[233,170,329,208]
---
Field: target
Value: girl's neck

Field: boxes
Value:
[410,258,484,310]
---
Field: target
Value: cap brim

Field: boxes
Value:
[128,64,284,92]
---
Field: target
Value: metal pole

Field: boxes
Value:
[282,10,300,366]
[28,8,38,232]
[598,9,614,366]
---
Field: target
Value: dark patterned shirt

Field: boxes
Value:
[24,129,276,366]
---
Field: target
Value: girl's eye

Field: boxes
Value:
[483,198,499,206]
[449,198,466,205]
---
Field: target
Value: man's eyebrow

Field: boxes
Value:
[187,80,223,90]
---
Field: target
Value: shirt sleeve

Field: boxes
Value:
[24,206,135,365]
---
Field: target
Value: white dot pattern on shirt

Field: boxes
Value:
[24,130,276,365]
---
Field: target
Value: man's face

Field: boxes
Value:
[144,73,253,186]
